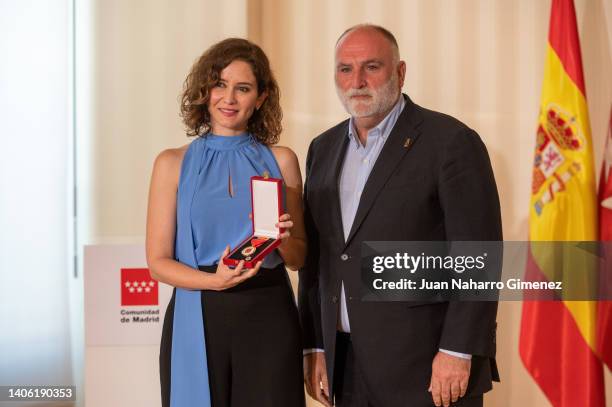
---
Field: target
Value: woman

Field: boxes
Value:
[146,38,306,407]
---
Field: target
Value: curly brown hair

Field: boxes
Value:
[180,38,282,144]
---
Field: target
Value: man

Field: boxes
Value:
[299,24,501,407]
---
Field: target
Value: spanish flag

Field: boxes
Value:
[519,0,606,406]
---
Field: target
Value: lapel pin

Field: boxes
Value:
[403,138,412,149]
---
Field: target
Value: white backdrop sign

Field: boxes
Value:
[84,245,173,346]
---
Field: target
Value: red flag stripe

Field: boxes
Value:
[521,301,605,406]
[597,301,612,369]
[548,0,586,96]
[597,106,612,370]
[520,250,605,406]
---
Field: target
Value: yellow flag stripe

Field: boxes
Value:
[565,301,598,350]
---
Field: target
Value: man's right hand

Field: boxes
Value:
[303,352,331,407]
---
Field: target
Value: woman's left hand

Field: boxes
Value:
[276,213,293,240]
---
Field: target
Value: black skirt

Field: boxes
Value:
[160,264,305,407]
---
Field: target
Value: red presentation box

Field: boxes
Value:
[223,176,284,269]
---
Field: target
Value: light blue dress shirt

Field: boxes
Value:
[337,96,405,332]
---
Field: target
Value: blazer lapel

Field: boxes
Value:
[326,121,350,246]
[344,96,423,248]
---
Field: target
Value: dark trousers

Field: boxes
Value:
[160,265,305,407]
[333,332,372,407]
[333,333,483,407]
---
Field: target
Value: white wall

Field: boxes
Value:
[0,0,73,393]
[79,0,247,244]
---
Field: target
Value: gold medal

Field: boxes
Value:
[241,246,256,256]
[240,236,269,257]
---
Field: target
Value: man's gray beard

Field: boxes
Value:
[337,75,400,119]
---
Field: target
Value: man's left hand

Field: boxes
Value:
[428,351,471,407]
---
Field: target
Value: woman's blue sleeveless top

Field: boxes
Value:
[171,133,283,406]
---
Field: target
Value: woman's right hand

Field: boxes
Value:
[211,246,262,291]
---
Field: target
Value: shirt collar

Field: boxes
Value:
[347,94,406,146]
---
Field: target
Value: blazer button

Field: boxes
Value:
[332,296,338,304]
[340,254,349,261]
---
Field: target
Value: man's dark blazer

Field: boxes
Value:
[298,95,502,407]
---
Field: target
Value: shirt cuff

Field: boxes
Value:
[303,348,325,356]
[439,348,472,360]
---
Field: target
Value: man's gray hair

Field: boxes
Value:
[336,23,400,63]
